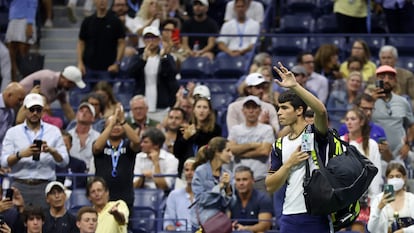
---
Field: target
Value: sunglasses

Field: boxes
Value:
[29,106,43,113]
[143,35,159,40]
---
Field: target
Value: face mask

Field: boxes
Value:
[387,178,405,191]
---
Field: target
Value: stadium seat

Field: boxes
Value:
[180,57,212,79]
[112,80,135,96]
[315,14,338,33]
[388,36,414,57]
[283,0,317,15]
[132,189,166,232]
[271,37,308,56]
[279,14,315,33]
[212,56,247,79]
[204,79,238,96]
[397,56,414,72]
[273,56,297,69]
[69,91,89,108]
[210,92,235,111]
[316,0,334,15]
[69,189,91,216]
[308,36,347,60]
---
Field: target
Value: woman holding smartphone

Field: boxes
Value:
[368,162,414,233]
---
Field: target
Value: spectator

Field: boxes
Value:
[128,26,179,122]
[0,41,12,91]
[376,0,414,33]
[77,0,126,81]
[314,44,342,83]
[43,181,78,233]
[22,206,45,233]
[1,93,69,209]
[5,0,38,81]
[181,0,219,61]
[76,207,98,233]
[190,137,233,231]
[174,96,222,176]
[86,177,129,233]
[346,56,364,74]
[163,157,195,231]
[92,81,118,119]
[341,108,384,232]
[227,72,279,135]
[66,0,94,23]
[160,19,187,67]
[19,66,85,121]
[133,127,179,190]
[334,0,367,33]
[371,65,414,160]
[162,107,187,154]
[39,95,64,129]
[68,102,100,171]
[326,71,364,130]
[224,0,264,23]
[297,52,329,104]
[164,0,190,27]
[0,82,25,153]
[125,95,160,136]
[249,52,272,73]
[0,186,25,233]
[367,162,414,233]
[378,45,414,108]
[340,39,377,83]
[228,96,274,193]
[265,63,330,232]
[92,105,140,210]
[230,166,273,232]
[216,0,260,60]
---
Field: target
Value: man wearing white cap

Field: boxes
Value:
[19,66,86,121]
[128,26,179,122]
[227,72,279,136]
[371,65,414,162]
[43,181,77,233]
[1,93,69,210]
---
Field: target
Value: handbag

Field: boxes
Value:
[201,211,232,233]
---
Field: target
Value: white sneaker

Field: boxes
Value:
[44,19,53,28]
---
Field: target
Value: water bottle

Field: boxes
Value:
[193,40,200,51]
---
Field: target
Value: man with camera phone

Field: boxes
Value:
[1,93,68,210]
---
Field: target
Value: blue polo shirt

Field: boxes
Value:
[338,121,387,142]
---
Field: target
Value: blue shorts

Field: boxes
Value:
[279,213,331,233]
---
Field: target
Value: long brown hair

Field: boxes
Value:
[346,107,371,155]
[191,97,216,132]
[193,137,228,169]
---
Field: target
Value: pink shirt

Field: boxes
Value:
[19,70,62,103]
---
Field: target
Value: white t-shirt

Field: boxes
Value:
[224,0,264,23]
[217,18,260,51]
[144,55,160,112]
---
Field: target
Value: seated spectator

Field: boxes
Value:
[125,95,160,136]
[86,177,129,233]
[40,95,64,129]
[133,127,179,190]
[224,0,264,23]
[162,108,187,154]
[314,44,342,84]
[216,0,260,60]
[22,206,46,233]
[181,0,219,61]
[340,39,376,83]
[230,166,273,232]
[43,181,77,233]
[163,158,195,231]
[249,52,272,73]
[76,207,98,233]
[93,81,118,119]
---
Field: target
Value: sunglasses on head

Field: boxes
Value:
[29,106,43,113]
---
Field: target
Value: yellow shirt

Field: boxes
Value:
[96,200,129,233]
[334,0,367,18]
[340,60,377,82]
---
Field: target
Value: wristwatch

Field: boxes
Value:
[16,151,21,160]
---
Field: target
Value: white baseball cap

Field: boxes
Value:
[242,95,261,106]
[78,102,96,118]
[24,93,44,108]
[143,26,160,37]
[245,72,268,86]
[45,181,65,195]
[61,66,85,89]
[194,0,209,7]
[193,85,211,99]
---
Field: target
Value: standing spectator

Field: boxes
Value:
[5,0,38,81]
[43,181,78,233]
[86,177,129,233]
[334,0,367,33]
[0,82,25,153]
[92,105,140,210]
[19,66,85,121]
[128,26,179,122]
[76,207,98,233]
[340,39,377,83]
[163,157,195,231]
[162,107,186,154]
[371,65,414,160]
[174,96,222,175]
[125,95,160,135]
[376,0,414,33]
[230,166,273,232]
[181,0,219,61]
[77,0,126,81]
[297,52,329,104]
[224,0,264,23]
[133,127,179,190]
[378,45,414,108]
[160,19,187,66]
[265,63,330,232]
[228,96,274,193]
[1,93,69,209]
[190,137,233,231]
[216,0,260,60]
[68,102,100,171]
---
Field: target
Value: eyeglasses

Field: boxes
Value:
[377,73,396,80]
[28,106,43,113]
[385,102,392,116]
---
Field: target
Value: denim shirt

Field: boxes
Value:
[190,162,234,227]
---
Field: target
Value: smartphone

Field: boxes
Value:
[5,188,13,201]
[33,80,41,86]
[376,80,384,89]
[172,28,180,43]
[33,139,42,161]
[384,184,395,201]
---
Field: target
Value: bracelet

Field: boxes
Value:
[120,120,127,126]
[16,151,21,160]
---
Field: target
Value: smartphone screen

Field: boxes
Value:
[5,188,13,200]
[172,28,180,43]
[384,184,395,201]
[376,80,384,89]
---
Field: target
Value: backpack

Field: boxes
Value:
[273,125,378,230]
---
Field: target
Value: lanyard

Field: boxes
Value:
[127,0,139,13]
[24,124,44,144]
[236,22,246,48]
[107,139,124,177]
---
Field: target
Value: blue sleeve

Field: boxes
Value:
[268,147,282,173]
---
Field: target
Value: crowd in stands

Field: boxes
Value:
[1,0,414,232]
